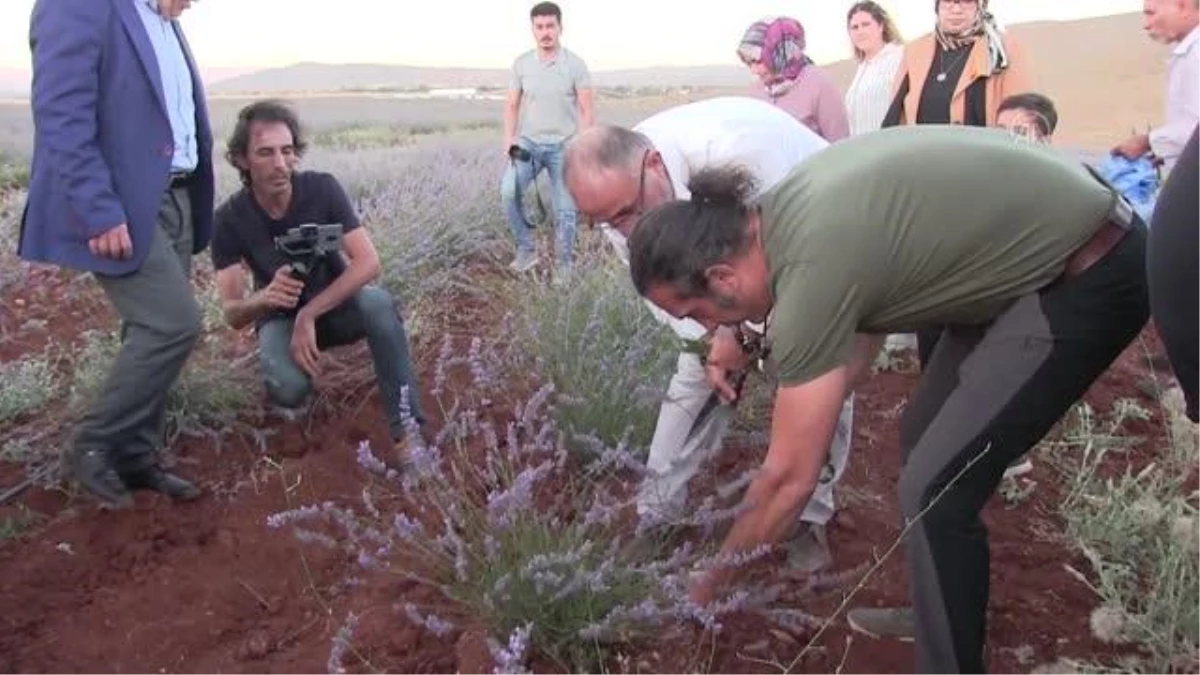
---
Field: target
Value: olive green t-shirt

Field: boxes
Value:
[760,125,1117,386]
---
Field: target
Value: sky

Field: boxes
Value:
[0,0,1142,79]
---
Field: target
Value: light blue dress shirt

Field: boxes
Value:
[133,0,197,172]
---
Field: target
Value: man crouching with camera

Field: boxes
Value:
[211,100,426,454]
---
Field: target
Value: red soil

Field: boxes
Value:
[0,271,1184,674]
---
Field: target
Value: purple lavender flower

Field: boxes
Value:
[355,440,388,476]
[489,623,532,675]
[327,612,359,674]
[393,513,423,540]
[402,602,455,638]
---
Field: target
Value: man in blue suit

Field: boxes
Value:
[20,0,214,508]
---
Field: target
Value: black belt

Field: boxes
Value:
[168,171,195,189]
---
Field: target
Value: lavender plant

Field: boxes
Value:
[268,336,786,674]
[511,246,679,458]
[0,188,27,273]
[348,137,510,307]
[68,326,259,447]
[0,149,29,192]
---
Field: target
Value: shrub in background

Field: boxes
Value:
[512,248,678,459]
[69,327,259,448]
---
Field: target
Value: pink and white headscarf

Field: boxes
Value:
[737,17,814,97]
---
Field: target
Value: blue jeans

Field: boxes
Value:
[258,286,424,440]
[500,139,579,268]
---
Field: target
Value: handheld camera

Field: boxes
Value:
[273,222,344,281]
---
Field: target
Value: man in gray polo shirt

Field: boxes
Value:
[502,1,594,273]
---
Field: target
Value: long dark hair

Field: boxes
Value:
[629,164,759,298]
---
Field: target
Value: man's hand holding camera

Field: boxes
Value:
[254,265,322,378]
[259,265,304,310]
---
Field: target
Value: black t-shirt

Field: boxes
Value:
[916,43,987,127]
[211,171,362,306]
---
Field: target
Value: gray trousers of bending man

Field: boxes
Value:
[636,352,854,525]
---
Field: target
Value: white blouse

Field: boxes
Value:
[844,42,905,136]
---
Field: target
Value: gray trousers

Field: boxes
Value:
[73,187,202,474]
[636,352,853,527]
[257,285,424,440]
[897,225,1148,672]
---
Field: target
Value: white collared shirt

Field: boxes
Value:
[603,96,830,340]
[1150,24,1199,173]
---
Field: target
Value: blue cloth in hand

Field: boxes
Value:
[1098,154,1160,223]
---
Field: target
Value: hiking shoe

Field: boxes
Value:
[847,606,915,641]
[62,448,134,509]
[1003,457,1034,479]
[785,523,833,573]
[122,467,202,502]
[509,251,537,273]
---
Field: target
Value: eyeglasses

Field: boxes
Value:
[607,150,650,231]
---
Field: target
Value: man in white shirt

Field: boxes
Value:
[563,96,853,571]
[1113,0,1198,173]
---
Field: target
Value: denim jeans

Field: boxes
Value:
[258,285,424,440]
[500,139,579,268]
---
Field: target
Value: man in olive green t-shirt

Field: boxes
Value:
[627,125,1149,674]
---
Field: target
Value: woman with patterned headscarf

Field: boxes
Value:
[738,17,850,142]
[882,0,1032,129]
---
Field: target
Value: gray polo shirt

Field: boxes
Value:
[510,48,591,144]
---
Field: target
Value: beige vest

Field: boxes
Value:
[891,32,1032,127]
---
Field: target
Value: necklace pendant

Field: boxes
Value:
[936,72,947,82]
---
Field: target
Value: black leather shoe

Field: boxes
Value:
[63,448,134,509]
[122,468,202,502]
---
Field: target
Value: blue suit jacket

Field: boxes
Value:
[19,0,214,276]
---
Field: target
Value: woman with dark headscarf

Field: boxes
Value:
[883,0,1031,129]
[738,17,850,142]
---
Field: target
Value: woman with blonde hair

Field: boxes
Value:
[882,0,1031,129]
[844,1,905,136]
[738,17,850,142]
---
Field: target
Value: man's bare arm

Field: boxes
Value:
[504,89,522,150]
[692,365,850,601]
[216,264,269,331]
[577,87,595,128]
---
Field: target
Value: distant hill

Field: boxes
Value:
[207,62,752,94]
[0,11,1165,147]
[206,12,1154,97]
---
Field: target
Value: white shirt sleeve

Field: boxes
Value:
[1149,38,1199,169]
